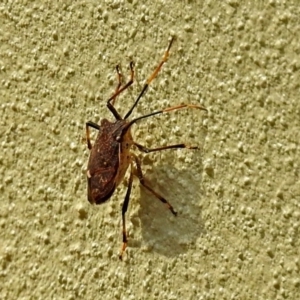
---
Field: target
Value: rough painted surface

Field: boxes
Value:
[0,1,299,299]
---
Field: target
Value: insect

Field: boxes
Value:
[86,37,207,260]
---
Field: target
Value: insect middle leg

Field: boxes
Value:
[134,142,200,153]
[107,62,135,120]
[131,153,177,216]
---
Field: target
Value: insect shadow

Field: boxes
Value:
[135,151,206,258]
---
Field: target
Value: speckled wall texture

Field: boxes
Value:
[1,1,299,299]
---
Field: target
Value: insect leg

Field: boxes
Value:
[134,142,200,153]
[111,64,123,106]
[119,163,134,260]
[124,37,175,120]
[107,62,135,120]
[131,154,177,216]
[86,121,100,150]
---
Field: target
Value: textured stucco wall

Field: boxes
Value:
[1,1,299,299]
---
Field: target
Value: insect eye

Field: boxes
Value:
[116,135,121,142]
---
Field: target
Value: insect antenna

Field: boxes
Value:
[124,37,175,120]
[120,104,207,140]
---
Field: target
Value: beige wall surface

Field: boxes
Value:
[1,1,299,299]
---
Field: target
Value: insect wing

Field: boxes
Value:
[87,120,120,204]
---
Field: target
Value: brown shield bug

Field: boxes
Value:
[86,37,207,260]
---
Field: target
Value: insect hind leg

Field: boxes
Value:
[131,153,177,216]
[119,162,134,260]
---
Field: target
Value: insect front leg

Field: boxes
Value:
[107,62,135,120]
[86,121,100,150]
[131,154,177,216]
[112,64,123,106]
[119,163,134,260]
